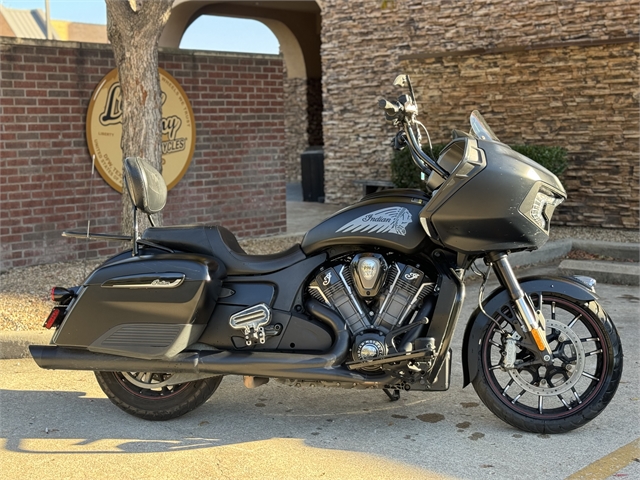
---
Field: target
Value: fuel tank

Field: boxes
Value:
[301,189,431,255]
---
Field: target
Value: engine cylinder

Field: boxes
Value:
[374,263,433,331]
[307,256,435,337]
[311,266,370,334]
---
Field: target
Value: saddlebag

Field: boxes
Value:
[51,252,224,359]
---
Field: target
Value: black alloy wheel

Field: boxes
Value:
[95,370,223,421]
[472,293,622,433]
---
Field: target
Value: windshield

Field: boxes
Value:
[469,110,500,142]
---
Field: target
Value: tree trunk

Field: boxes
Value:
[105,0,174,236]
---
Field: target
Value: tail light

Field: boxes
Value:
[45,286,77,330]
[43,307,64,329]
[51,287,74,304]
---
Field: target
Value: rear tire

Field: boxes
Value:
[95,371,223,421]
[472,293,622,433]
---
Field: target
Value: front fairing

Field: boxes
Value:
[420,137,566,255]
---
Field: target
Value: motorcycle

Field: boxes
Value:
[30,75,622,433]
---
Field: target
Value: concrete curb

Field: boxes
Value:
[2,239,637,360]
[556,240,639,286]
[0,331,51,360]
[559,259,640,286]
[571,239,639,261]
[510,239,573,268]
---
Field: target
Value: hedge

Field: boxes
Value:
[391,141,567,190]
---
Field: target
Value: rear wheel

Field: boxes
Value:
[95,371,222,421]
[472,293,622,433]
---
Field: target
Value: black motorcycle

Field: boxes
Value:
[30,75,622,433]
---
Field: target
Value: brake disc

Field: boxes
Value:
[507,319,586,397]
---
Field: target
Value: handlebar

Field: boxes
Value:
[404,125,449,179]
[378,91,449,181]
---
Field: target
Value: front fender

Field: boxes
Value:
[462,276,598,387]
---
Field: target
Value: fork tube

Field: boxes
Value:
[489,252,553,358]
[491,253,525,298]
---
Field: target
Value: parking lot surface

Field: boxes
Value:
[1,264,638,479]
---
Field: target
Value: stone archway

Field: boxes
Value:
[161,0,323,182]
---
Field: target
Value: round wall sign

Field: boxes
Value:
[86,68,196,192]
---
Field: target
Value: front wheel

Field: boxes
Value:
[472,293,622,433]
[95,371,223,421]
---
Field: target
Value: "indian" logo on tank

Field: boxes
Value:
[336,207,412,236]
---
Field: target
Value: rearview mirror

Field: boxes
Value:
[393,74,409,88]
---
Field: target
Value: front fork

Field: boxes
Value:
[488,252,553,363]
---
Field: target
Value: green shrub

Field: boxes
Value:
[391,143,446,189]
[390,142,567,191]
[510,144,568,177]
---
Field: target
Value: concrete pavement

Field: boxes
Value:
[1,262,638,479]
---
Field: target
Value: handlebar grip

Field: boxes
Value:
[378,98,398,114]
[378,98,403,122]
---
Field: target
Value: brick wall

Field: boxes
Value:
[0,38,285,270]
[320,0,639,229]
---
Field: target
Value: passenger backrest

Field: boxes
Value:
[123,157,167,215]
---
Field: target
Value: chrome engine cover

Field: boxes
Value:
[351,331,388,372]
[349,253,388,298]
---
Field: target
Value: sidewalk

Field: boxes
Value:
[285,182,343,234]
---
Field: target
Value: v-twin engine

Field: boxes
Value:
[308,254,435,336]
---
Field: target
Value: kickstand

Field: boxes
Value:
[383,388,400,402]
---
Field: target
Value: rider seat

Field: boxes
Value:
[122,157,305,276]
[142,226,305,276]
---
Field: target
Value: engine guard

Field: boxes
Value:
[461,275,599,387]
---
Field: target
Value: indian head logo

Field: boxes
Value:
[336,207,413,236]
[86,68,195,193]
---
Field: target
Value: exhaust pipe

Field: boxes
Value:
[29,300,394,387]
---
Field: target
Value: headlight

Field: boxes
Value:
[530,189,564,231]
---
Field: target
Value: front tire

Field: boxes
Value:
[95,371,223,421]
[472,293,622,433]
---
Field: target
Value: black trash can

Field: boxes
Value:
[300,146,324,202]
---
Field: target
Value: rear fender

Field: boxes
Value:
[461,276,598,387]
